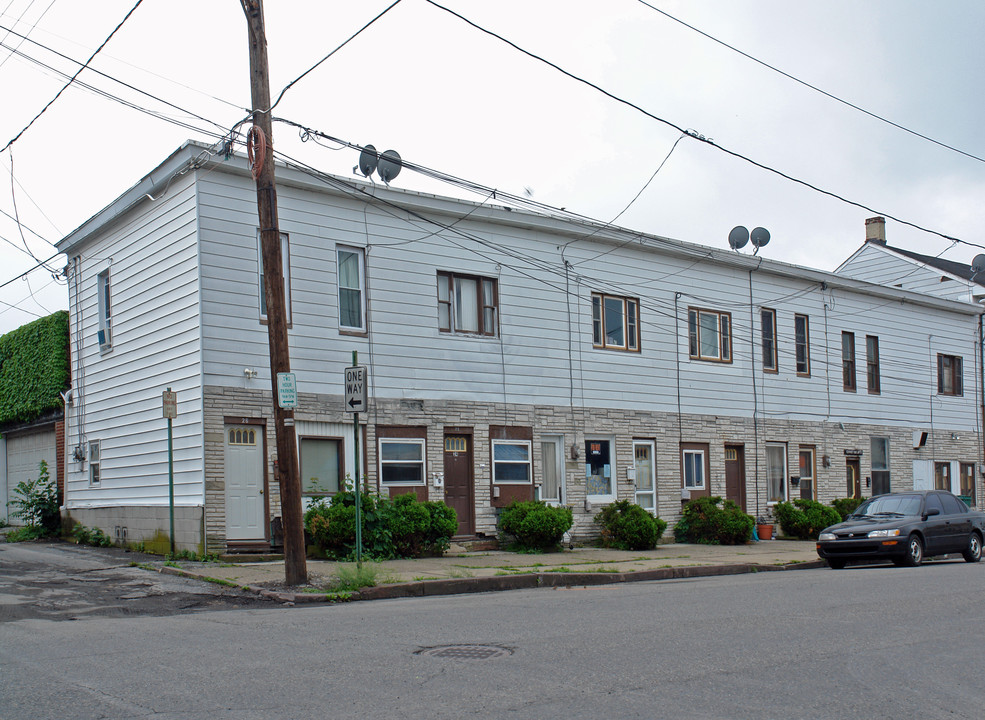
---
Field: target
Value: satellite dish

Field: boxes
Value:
[750,227,771,248]
[972,254,985,275]
[728,226,749,250]
[378,149,402,184]
[358,145,378,177]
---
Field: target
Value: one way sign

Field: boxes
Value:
[344,366,367,413]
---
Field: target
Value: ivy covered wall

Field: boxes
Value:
[0,311,70,427]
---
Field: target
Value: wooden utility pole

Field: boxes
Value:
[240,0,306,585]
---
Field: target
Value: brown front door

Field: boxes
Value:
[846,457,861,499]
[444,433,474,536]
[724,445,746,512]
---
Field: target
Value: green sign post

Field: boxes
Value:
[162,388,177,556]
[345,353,367,567]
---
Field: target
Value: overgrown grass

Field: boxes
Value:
[323,563,399,592]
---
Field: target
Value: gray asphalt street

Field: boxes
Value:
[2,548,983,720]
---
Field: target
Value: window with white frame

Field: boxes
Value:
[258,230,291,325]
[437,272,497,336]
[794,314,810,376]
[96,270,112,351]
[761,308,777,371]
[492,439,532,484]
[379,438,426,485]
[337,246,365,332]
[592,293,640,351]
[767,443,787,502]
[682,449,705,489]
[688,308,731,362]
[88,440,101,486]
[300,438,342,495]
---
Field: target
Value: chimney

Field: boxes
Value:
[865,216,886,244]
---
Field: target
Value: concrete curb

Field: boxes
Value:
[153,558,826,605]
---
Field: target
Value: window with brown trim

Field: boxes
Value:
[761,308,777,372]
[437,272,497,336]
[842,331,856,391]
[592,293,640,351]
[794,314,810,376]
[688,308,731,362]
[937,353,963,396]
[866,335,881,394]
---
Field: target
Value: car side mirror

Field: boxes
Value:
[924,507,940,519]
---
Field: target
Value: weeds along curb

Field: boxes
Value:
[149,559,826,605]
[235,560,830,604]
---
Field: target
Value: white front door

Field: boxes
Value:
[539,436,565,505]
[633,440,656,514]
[224,425,265,541]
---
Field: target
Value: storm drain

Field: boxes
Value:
[416,644,514,660]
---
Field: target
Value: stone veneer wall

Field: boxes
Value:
[203,385,983,546]
[64,506,204,554]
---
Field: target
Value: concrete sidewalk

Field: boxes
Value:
[155,539,825,604]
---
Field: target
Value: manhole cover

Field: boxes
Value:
[416,644,513,660]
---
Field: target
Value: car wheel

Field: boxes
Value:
[962,532,982,563]
[827,559,846,570]
[903,534,924,567]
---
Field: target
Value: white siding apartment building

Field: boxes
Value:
[56,141,984,552]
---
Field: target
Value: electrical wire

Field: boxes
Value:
[2,0,145,153]
[636,0,985,166]
[421,0,984,252]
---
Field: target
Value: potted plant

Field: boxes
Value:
[756,515,774,541]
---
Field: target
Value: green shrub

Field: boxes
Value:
[773,499,842,539]
[594,500,667,550]
[831,497,865,522]
[6,460,60,538]
[498,501,573,551]
[673,496,753,545]
[303,491,456,560]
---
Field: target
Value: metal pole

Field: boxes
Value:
[167,387,175,557]
[353,350,362,568]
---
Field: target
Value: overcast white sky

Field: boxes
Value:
[1,0,983,335]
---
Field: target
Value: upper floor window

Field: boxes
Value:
[842,332,856,391]
[866,335,880,394]
[258,231,291,325]
[96,270,112,352]
[437,272,497,336]
[337,246,366,332]
[794,314,810,376]
[938,354,963,396]
[688,308,731,362]
[761,308,777,372]
[592,293,640,351]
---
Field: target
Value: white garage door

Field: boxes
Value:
[4,430,57,526]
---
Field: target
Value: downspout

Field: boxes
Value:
[674,292,684,452]
[747,264,762,517]
[979,314,984,503]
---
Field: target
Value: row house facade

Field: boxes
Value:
[55,141,984,552]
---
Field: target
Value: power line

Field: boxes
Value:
[421,0,984,252]
[2,0,144,153]
[636,0,985,166]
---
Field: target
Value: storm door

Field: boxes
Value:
[633,440,657,514]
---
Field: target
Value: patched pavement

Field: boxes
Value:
[1,536,825,616]
[0,541,272,622]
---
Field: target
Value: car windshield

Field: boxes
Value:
[851,495,922,518]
